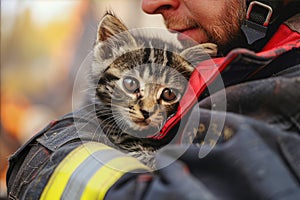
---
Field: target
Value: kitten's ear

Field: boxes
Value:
[96,12,136,45]
[180,43,217,66]
[92,12,137,78]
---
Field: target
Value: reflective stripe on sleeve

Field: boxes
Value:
[81,156,150,200]
[40,142,150,200]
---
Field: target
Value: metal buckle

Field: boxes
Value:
[246,1,273,26]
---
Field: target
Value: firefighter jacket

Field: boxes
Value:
[6,12,300,200]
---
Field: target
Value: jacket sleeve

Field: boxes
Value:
[7,135,215,200]
[25,142,151,200]
[6,114,215,200]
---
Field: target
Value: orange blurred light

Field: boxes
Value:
[1,93,30,140]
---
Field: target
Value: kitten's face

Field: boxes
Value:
[91,13,217,139]
[110,62,188,137]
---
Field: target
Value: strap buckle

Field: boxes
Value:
[241,1,273,44]
[246,1,273,26]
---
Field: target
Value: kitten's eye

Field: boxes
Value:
[161,88,178,102]
[123,77,139,93]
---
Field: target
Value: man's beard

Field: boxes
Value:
[164,1,246,49]
[208,1,246,49]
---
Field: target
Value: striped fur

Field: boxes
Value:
[88,13,217,167]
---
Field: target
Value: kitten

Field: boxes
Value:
[87,12,217,168]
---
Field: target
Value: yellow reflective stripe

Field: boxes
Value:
[81,156,150,200]
[40,142,112,200]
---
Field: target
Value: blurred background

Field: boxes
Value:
[1,0,166,197]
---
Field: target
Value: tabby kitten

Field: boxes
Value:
[88,13,216,167]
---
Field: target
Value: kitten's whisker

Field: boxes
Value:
[99,116,119,135]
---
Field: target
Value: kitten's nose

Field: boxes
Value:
[140,109,152,119]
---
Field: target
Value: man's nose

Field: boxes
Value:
[141,0,179,14]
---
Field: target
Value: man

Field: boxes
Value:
[6,0,300,199]
[142,0,246,52]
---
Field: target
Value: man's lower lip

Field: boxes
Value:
[177,28,197,41]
